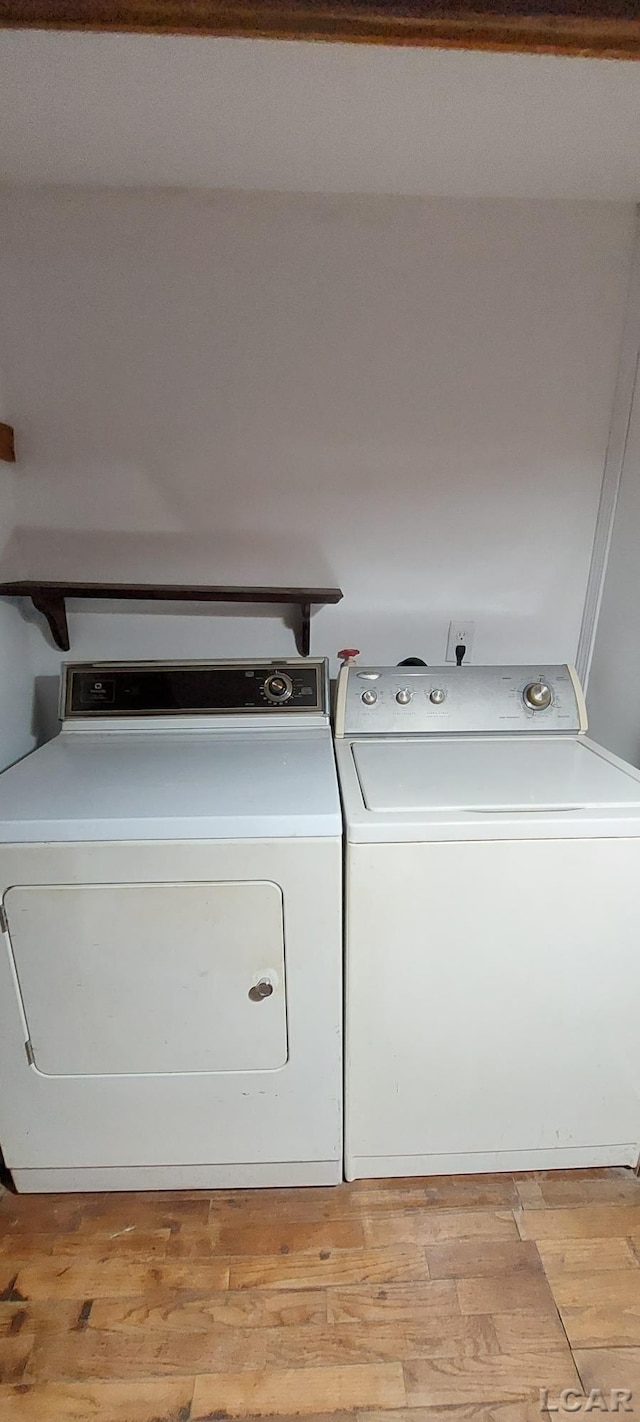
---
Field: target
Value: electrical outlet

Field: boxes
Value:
[446,620,475,664]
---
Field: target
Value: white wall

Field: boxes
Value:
[0,187,634,711]
[3,33,640,199]
[0,363,37,767]
[587,370,640,764]
[0,482,36,768]
[3,33,640,200]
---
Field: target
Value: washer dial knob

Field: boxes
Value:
[264,672,294,703]
[430,688,446,705]
[361,689,377,705]
[396,688,412,705]
[523,681,552,710]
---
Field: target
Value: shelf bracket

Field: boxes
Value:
[0,424,15,463]
[299,602,312,658]
[30,588,69,651]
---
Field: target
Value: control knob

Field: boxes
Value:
[396,689,412,705]
[523,681,552,711]
[430,688,446,705]
[264,672,293,703]
[361,689,377,705]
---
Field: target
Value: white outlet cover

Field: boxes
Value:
[446,620,476,663]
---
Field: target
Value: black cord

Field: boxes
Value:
[455,644,466,666]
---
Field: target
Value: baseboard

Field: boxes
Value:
[10,1160,343,1192]
[345,1143,639,1180]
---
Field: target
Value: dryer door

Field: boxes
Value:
[5,880,287,1075]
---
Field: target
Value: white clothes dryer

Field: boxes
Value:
[0,658,342,1192]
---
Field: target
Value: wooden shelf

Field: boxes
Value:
[1,0,639,59]
[0,582,344,657]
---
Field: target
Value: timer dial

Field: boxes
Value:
[263,672,294,703]
[523,681,552,711]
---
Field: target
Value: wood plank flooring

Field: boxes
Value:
[2,1168,640,1418]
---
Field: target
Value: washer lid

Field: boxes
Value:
[352,737,640,813]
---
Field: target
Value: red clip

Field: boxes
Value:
[338,648,360,664]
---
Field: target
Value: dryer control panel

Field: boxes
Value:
[334,664,587,737]
[62,659,328,719]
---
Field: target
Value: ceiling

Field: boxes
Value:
[1,30,640,199]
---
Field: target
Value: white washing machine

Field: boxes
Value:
[0,658,342,1192]
[335,661,640,1181]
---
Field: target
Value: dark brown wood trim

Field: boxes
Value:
[0,581,344,655]
[0,424,16,463]
[0,0,639,57]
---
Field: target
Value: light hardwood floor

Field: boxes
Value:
[2,1169,640,1419]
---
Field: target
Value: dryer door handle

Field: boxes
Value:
[249,978,275,1002]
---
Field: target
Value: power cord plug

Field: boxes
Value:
[455,644,466,666]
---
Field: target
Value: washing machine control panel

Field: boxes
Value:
[335,664,587,736]
[62,659,328,718]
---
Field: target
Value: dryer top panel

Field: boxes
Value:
[63,659,328,721]
[0,729,341,842]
